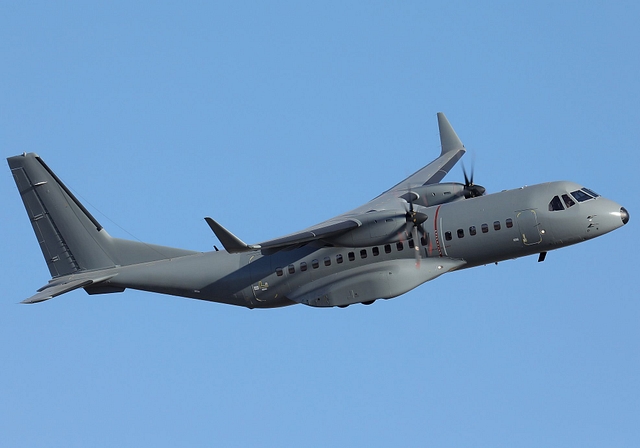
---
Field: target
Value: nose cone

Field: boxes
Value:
[620,207,630,225]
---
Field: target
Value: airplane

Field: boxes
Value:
[7,113,629,308]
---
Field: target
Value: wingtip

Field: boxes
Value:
[437,113,465,156]
[204,217,258,253]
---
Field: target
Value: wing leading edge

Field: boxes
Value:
[379,112,465,195]
[207,112,466,252]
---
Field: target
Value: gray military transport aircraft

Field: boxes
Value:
[8,113,629,308]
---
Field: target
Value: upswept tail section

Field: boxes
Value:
[9,154,114,277]
[8,153,198,281]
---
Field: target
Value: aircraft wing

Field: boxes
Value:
[314,112,466,220]
[258,219,360,250]
[207,113,466,253]
[366,112,465,204]
[206,216,361,253]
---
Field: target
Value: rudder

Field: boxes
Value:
[8,153,116,277]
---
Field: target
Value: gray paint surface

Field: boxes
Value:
[7,114,628,307]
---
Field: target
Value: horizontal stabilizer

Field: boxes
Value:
[22,274,116,304]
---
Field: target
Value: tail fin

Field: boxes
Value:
[8,153,197,279]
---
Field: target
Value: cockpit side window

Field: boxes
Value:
[549,196,564,211]
[562,194,575,208]
[571,190,592,202]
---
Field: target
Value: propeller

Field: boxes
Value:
[461,161,486,198]
[404,190,428,268]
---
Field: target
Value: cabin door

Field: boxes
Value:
[247,253,272,303]
[516,210,542,245]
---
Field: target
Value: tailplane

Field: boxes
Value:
[8,153,198,287]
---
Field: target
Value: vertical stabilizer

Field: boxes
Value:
[8,153,198,279]
[8,154,115,277]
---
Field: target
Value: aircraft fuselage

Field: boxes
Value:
[101,180,627,308]
[9,114,628,307]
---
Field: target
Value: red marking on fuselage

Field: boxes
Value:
[433,205,443,257]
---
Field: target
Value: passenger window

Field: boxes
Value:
[408,239,415,248]
[457,229,464,238]
[481,224,489,233]
[469,226,477,236]
[445,231,452,241]
[420,234,428,246]
[396,242,404,251]
[300,262,307,272]
[348,252,355,261]
[384,244,392,254]
[360,249,367,259]
[324,257,331,266]
[494,221,501,231]
[312,259,319,269]
[549,196,564,211]
[372,247,380,256]
[562,194,575,208]
[336,254,343,264]
[506,218,513,228]
[288,265,295,274]
[571,190,592,202]
[276,268,284,277]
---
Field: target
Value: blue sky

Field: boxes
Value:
[2,2,638,447]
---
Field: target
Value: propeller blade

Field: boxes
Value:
[462,160,471,186]
[461,158,485,198]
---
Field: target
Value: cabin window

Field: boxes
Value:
[494,221,501,231]
[457,229,464,238]
[445,231,452,241]
[288,265,295,274]
[372,247,380,256]
[481,224,489,233]
[421,234,428,246]
[549,196,564,211]
[312,259,319,269]
[506,218,513,228]
[336,254,343,264]
[324,257,331,266]
[571,190,592,202]
[408,239,415,248]
[562,194,575,208]
[348,252,355,261]
[469,226,477,236]
[384,244,392,254]
[360,249,368,259]
[276,268,283,277]
[300,262,307,272]
[396,242,404,251]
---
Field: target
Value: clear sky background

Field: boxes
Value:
[2,2,638,447]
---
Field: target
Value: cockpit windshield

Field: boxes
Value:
[582,187,600,198]
[571,189,594,202]
[549,188,599,211]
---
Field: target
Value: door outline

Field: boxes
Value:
[516,209,542,245]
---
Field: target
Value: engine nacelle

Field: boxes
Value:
[327,209,412,247]
[324,183,482,248]
[401,182,469,207]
